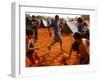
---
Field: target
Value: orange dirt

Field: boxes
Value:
[26,28,80,67]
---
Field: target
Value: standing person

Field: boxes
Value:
[48,15,63,51]
[82,22,89,40]
[68,32,89,64]
[77,17,83,33]
[31,15,39,43]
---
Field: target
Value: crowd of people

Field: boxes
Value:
[26,14,90,67]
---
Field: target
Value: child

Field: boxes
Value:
[31,15,39,43]
[26,29,40,67]
[68,32,89,64]
[48,15,63,51]
[77,17,83,33]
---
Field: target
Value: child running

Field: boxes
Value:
[68,32,89,64]
[48,15,63,51]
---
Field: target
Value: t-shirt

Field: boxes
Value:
[31,20,38,29]
[51,21,60,35]
[77,23,83,33]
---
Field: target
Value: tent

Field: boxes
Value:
[61,21,78,34]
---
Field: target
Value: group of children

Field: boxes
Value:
[48,15,89,65]
[26,15,90,67]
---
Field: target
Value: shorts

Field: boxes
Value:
[54,32,62,42]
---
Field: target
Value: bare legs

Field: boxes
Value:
[48,39,63,51]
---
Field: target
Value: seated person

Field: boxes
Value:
[26,29,40,67]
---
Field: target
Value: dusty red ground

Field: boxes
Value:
[26,28,80,67]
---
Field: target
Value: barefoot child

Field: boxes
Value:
[48,15,64,51]
[68,32,89,64]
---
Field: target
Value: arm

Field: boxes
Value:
[27,39,34,51]
[47,24,52,37]
[59,23,64,31]
[82,39,89,53]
